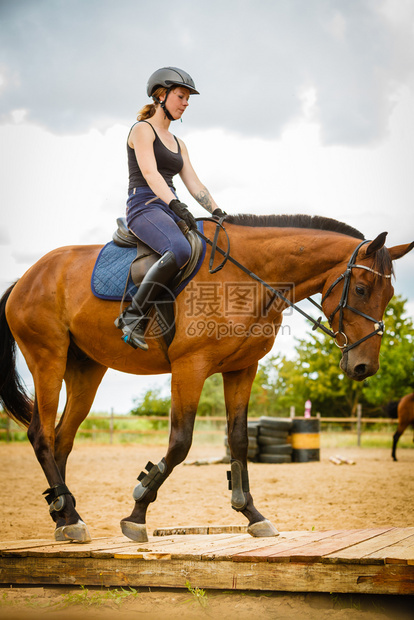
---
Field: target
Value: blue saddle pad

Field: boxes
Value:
[91,221,205,301]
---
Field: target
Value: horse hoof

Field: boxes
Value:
[54,520,91,543]
[247,519,279,538]
[120,520,148,542]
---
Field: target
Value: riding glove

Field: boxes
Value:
[212,208,227,219]
[169,199,197,231]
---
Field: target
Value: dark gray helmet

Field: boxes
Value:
[146,67,199,97]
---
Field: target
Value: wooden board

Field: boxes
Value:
[1,529,413,595]
[369,534,414,565]
[323,528,414,565]
[271,529,394,563]
[232,530,343,562]
[153,525,248,536]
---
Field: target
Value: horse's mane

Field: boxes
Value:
[224,213,393,276]
[225,213,365,240]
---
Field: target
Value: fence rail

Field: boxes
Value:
[0,411,397,445]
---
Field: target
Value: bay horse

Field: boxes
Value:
[390,393,414,461]
[0,214,412,543]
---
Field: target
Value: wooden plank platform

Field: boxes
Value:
[1,528,413,595]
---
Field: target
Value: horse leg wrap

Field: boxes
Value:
[133,458,168,501]
[43,484,76,514]
[227,460,250,511]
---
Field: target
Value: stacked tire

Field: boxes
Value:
[224,420,260,462]
[257,417,293,463]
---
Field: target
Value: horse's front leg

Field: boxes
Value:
[121,364,205,542]
[223,365,279,538]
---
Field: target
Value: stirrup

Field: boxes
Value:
[121,326,148,351]
[115,309,150,350]
[120,317,149,350]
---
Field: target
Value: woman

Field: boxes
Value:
[115,66,224,350]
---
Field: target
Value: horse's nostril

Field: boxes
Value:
[354,364,367,377]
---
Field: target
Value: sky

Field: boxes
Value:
[1,0,413,413]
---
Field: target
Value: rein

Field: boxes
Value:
[195,217,391,354]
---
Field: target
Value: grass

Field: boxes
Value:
[320,430,413,450]
[58,585,139,608]
[0,585,139,610]
[1,412,413,450]
[184,581,208,608]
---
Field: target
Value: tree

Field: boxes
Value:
[197,374,225,416]
[274,330,360,417]
[130,387,171,416]
[362,296,414,407]
[248,358,282,416]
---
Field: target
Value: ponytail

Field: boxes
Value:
[137,103,156,121]
[137,87,167,121]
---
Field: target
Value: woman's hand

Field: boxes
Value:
[212,208,227,219]
[169,199,198,231]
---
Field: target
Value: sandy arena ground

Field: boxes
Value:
[0,442,413,620]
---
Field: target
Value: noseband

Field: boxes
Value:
[320,240,392,354]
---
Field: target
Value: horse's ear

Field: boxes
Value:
[364,232,388,256]
[388,241,414,261]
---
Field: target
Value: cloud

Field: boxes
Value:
[11,250,44,265]
[0,227,10,245]
[1,0,414,144]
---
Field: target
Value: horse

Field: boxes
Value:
[0,213,412,544]
[389,393,414,461]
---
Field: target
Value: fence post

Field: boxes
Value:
[110,408,114,445]
[290,406,295,419]
[357,404,362,447]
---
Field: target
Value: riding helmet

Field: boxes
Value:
[146,67,200,97]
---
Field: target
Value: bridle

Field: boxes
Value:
[196,221,392,355]
[312,239,392,354]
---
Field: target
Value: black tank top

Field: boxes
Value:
[127,121,183,191]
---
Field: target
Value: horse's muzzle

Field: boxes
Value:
[340,351,379,381]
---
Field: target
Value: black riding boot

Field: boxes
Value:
[115,251,180,350]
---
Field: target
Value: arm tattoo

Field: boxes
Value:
[195,187,213,213]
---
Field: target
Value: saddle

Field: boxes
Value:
[112,217,204,290]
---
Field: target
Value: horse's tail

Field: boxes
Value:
[384,400,400,419]
[0,283,33,427]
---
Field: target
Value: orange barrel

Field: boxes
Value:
[290,417,320,462]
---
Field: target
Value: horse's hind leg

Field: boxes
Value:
[55,350,107,480]
[223,365,278,538]
[26,349,91,542]
[51,352,107,540]
[120,361,205,542]
[392,417,410,461]
[392,430,401,461]
[24,336,106,542]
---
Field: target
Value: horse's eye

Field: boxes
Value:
[355,285,366,296]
